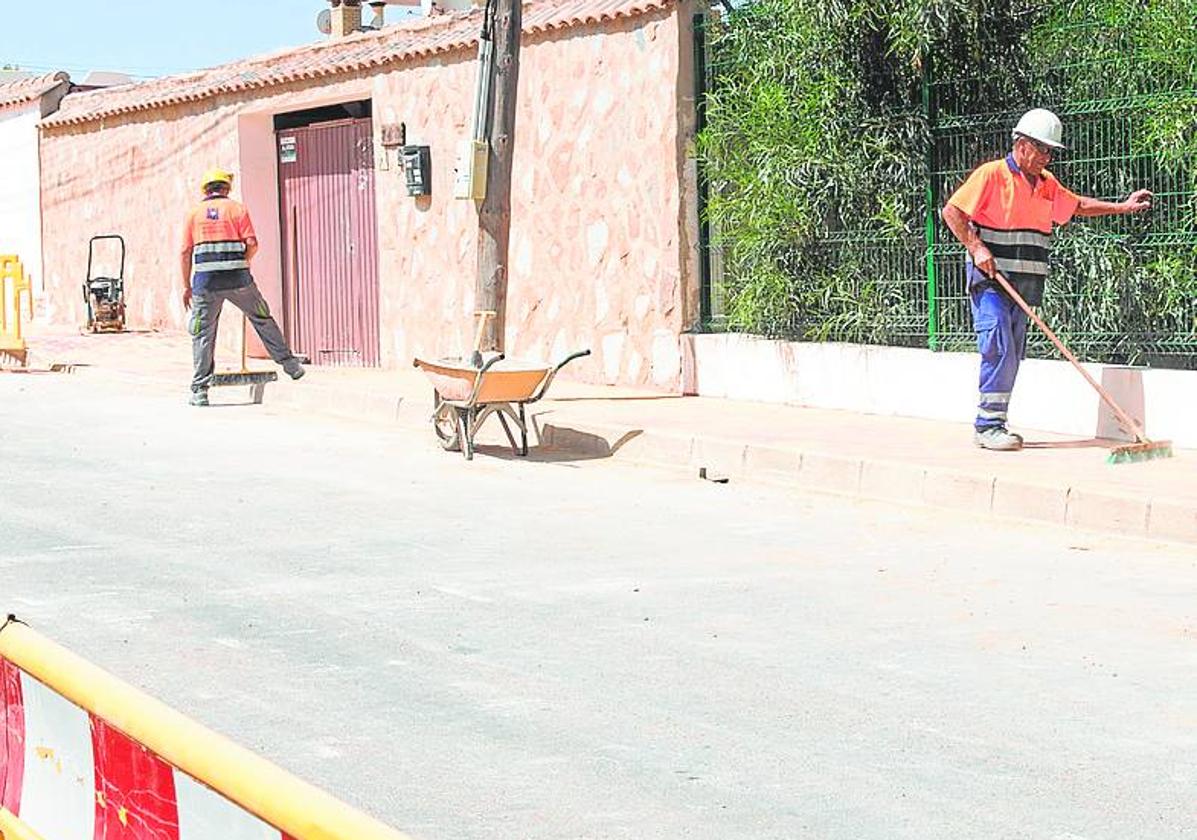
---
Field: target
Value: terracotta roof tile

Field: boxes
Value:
[44,0,675,128]
[0,71,70,111]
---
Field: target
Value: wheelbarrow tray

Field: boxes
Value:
[413,350,590,460]
[416,358,553,405]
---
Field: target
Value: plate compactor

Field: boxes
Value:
[83,235,127,333]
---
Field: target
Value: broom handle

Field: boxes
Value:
[240,314,248,374]
[992,272,1147,442]
[473,310,496,353]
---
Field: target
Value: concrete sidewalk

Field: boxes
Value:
[14,327,1197,546]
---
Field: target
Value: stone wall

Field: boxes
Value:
[38,4,699,389]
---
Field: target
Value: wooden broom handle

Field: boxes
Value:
[473,310,496,353]
[992,272,1147,441]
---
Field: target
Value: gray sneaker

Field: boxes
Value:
[974,426,1023,451]
[284,361,306,381]
[189,391,209,407]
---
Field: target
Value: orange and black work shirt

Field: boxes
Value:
[947,154,1080,305]
[180,196,256,293]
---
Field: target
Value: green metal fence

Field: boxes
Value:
[699,15,1197,368]
[928,50,1197,366]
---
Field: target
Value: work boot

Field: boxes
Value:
[189,391,209,407]
[284,360,306,381]
[974,426,1023,451]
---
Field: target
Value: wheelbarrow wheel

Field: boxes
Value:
[433,400,462,452]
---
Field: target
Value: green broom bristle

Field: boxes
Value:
[1106,442,1173,465]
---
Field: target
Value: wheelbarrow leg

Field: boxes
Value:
[519,402,528,456]
[460,407,475,461]
[497,408,519,456]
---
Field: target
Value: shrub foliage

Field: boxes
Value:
[699,0,1197,366]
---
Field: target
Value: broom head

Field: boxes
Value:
[1107,439,1173,465]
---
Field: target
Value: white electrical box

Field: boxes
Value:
[453,139,489,201]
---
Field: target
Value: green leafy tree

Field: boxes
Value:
[700,0,1197,366]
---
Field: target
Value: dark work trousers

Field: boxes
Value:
[190,283,300,394]
[972,284,1028,432]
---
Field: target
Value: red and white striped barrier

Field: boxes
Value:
[2,656,290,839]
[0,619,411,840]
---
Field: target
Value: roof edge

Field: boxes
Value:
[0,71,70,112]
[42,0,678,129]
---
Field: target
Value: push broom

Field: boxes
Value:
[992,271,1173,464]
[210,314,277,404]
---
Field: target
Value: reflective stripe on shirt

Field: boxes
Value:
[976,228,1051,249]
[191,240,249,272]
[977,224,1050,279]
[993,256,1049,276]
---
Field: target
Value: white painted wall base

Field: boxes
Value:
[0,106,44,292]
[681,333,1197,449]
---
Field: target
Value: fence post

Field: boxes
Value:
[922,60,939,351]
[693,12,713,329]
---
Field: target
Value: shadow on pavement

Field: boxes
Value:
[474,427,644,463]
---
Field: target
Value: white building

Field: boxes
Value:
[0,71,71,295]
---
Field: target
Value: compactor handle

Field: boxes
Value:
[87,234,127,283]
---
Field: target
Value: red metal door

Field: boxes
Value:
[277,118,380,367]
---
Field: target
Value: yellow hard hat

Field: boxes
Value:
[200,168,234,191]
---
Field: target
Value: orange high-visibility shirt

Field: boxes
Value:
[180,196,256,251]
[947,155,1080,305]
[180,196,257,290]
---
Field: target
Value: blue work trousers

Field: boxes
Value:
[971,285,1028,432]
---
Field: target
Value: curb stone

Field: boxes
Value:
[537,418,1196,547]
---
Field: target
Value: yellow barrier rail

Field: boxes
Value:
[0,618,413,840]
[0,806,46,840]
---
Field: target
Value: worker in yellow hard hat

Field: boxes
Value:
[200,168,234,193]
[179,167,305,407]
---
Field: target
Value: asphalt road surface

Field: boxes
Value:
[1,373,1194,840]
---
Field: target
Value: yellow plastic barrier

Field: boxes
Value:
[0,619,414,840]
[0,256,32,365]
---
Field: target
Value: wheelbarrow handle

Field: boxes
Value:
[528,349,591,404]
[555,349,592,369]
[465,352,506,406]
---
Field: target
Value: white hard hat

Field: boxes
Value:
[1012,108,1065,149]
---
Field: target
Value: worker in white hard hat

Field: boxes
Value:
[940,108,1152,451]
[180,168,305,406]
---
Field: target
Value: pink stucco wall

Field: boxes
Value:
[38,74,374,355]
[40,100,241,332]
[38,5,699,389]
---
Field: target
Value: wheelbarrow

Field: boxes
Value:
[412,350,591,460]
